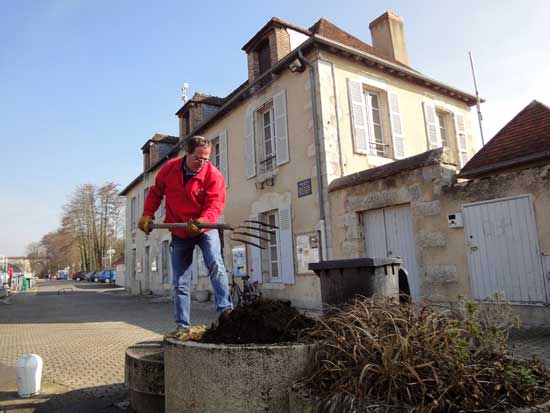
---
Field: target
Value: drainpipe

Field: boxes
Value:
[298,49,328,260]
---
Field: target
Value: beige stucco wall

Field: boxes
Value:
[316,50,477,184]
[123,47,481,310]
[328,158,550,304]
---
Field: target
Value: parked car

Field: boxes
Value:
[72,271,85,281]
[99,270,116,284]
[87,271,102,282]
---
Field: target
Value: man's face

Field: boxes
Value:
[185,146,211,173]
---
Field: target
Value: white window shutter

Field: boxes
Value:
[388,92,405,159]
[454,112,469,167]
[245,112,256,178]
[218,129,229,187]
[273,89,289,166]
[250,214,262,283]
[347,78,370,154]
[423,102,441,148]
[278,207,295,285]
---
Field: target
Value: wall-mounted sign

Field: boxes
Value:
[232,245,247,276]
[296,233,320,273]
[297,178,312,198]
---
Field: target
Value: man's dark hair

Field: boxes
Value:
[186,135,211,154]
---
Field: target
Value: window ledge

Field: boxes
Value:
[255,168,278,186]
[261,282,285,290]
[366,154,394,167]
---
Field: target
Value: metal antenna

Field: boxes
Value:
[181,82,189,103]
[469,51,485,146]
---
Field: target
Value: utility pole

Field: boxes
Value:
[469,51,485,146]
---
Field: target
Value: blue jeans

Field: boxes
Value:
[171,230,233,329]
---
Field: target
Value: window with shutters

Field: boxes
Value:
[347,79,405,159]
[364,90,386,157]
[245,90,289,179]
[260,210,279,281]
[211,137,221,169]
[258,106,276,172]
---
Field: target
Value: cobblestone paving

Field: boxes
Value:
[0,279,217,406]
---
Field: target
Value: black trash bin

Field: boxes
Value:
[309,258,401,307]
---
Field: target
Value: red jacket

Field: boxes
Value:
[142,157,226,238]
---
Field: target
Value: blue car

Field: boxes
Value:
[99,270,116,284]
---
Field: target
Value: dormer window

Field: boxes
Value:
[258,40,271,74]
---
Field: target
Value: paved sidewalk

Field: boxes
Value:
[0,279,217,412]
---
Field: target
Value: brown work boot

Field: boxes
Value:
[163,327,189,342]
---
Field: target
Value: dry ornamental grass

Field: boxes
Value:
[299,296,550,412]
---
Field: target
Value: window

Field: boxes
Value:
[261,210,279,280]
[436,111,449,147]
[260,107,276,172]
[130,196,137,229]
[183,111,190,136]
[348,79,404,158]
[245,90,289,179]
[211,136,221,169]
[364,90,385,156]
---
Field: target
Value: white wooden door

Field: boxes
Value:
[364,204,420,300]
[464,195,547,304]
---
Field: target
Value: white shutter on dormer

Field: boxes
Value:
[454,112,469,167]
[423,102,441,148]
[347,79,370,154]
[278,207,295,285]
[218,129,228,187]
[273,89,289,166]
[244,111,256,178]
[388,91,405,159]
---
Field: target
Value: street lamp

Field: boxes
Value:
[106,247,116,269]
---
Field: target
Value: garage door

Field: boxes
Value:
[363,204,420,300]
[463,195,547,304]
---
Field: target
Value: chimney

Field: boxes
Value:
[369,11,409,65]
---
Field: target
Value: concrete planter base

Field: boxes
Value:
[164,339,316,413]
[125,341,164,413]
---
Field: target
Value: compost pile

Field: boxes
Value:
[201,299,316,344]
[297,295,550,412]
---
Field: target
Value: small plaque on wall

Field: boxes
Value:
[297,178,312,198]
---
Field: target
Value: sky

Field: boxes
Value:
[1,0,549,257]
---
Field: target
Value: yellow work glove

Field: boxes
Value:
[187,219,204,237]
[138,216,154,235]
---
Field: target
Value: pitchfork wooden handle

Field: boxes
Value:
[149,222,235,231]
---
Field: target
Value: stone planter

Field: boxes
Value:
[125,341,164,413]
[164,339,316,413]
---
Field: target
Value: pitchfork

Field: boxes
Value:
[148,220,278,249]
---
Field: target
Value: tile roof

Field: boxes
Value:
[309,17,411,69]
[329,148,446,192]
[459,100,550,178]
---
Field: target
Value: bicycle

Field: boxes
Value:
[229,272,261,307]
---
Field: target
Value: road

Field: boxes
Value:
[0,279,217,412]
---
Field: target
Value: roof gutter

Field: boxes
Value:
[457,150,550,179]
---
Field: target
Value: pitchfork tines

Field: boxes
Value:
[149,219,278,249]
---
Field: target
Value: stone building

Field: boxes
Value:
[120,12,480,309]
[328,100,550,323]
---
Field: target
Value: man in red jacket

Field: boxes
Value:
[138,136,232,339]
